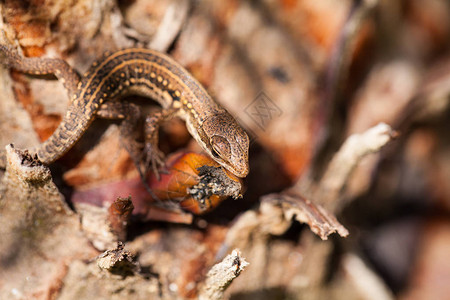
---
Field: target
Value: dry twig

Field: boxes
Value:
[314,122,397,210]
[199,249,249,300]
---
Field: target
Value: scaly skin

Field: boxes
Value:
[0,46,250,178]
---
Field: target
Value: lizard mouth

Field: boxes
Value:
[210,150,249,178]
[224,163,249,178]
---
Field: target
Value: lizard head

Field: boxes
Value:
[201,113,250,178]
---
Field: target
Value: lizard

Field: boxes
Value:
[0,45,250,183]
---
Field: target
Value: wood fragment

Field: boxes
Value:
[77,202,119,251]
[315,123,397,209]
[3,144,50,182]
[97,242,140,276]
[261,192,349,240]
[342,254,394,300]
[0,146,92,299]
[148,0,190,52]
[199,249,248,300]
[108,196,134,242]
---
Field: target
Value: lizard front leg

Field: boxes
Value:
[96,101,164,200]
[95,101,143,172]
[144,108,178,180]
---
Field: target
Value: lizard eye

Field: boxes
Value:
[211,146,221,158]
[210,136,231,161]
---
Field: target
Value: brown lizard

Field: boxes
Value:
[0,45,249,182]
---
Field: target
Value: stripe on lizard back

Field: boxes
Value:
[0,47,250,178]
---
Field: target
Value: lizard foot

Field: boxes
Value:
[144,143,167,180]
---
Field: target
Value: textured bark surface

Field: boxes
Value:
[1,0,450,299]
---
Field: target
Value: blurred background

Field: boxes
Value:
[0,0,450,299]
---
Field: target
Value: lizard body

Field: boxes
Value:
[0,47,249,178]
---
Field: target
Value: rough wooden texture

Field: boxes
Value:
[1,0,450,299]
